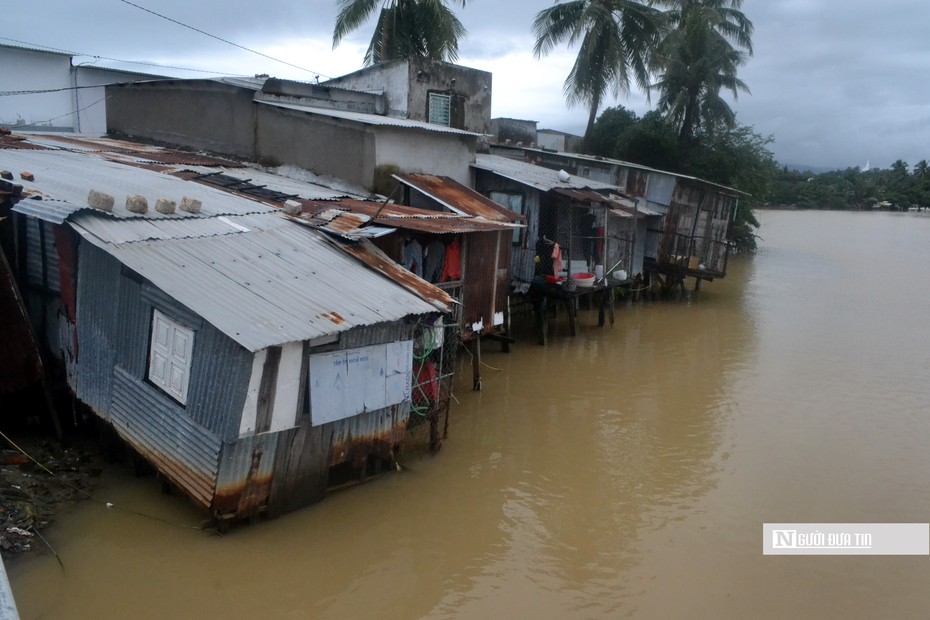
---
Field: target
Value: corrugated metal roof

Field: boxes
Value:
[505,144,749,196]
[71,212,446,352]
[473,154,621,192]
[551,187,654,218]
[255,100,480,136]
[301,199,520,234]
[395,173,525,223]
[2,148,274,221]
[212,76,269,91]
[181,166,368,201]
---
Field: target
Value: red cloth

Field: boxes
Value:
[441,239,462,282]
[412,361,438,406]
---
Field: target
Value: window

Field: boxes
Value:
[149,309,194,404]
[428,93,451,126]
[489,191,526,245]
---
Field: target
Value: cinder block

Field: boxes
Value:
[179,196,201,213]
[125,194,148,214]
[155,198,177,214]
[283,199,302,215]
[19,171,34,182]
[0,171,12,180]
[87,189,115,212]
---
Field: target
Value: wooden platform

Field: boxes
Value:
[525,278,615,345]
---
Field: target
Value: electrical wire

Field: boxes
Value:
[0,36,244,76]
[116,0,331,79]
[14,95,109,128]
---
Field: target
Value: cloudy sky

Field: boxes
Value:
[6,0,930,170]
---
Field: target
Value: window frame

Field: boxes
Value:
[148,308,195,405]
[427,92,452,126]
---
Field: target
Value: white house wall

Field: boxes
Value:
[239,341,304,437]
[0,48,73,129]
[271,342,303,433]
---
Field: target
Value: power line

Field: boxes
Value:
[0,84,113,97]
[16,95,110,128]
[116,0,332,79]
[0,36,245,77]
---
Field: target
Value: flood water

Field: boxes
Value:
[9,209,930,618]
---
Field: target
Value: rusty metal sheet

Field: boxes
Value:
[329,404,408,469]
[395,173,526,222]
[301,199,518,233]
[338,238,454,311]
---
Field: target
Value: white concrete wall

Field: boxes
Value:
[375,128,475,186]
[0,47,73,129]
[324,61,410,118]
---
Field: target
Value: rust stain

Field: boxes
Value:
[329,421,408,469]
[301,199,517,233]
[340,240,454,310]
[396,173,526,223]
[317,311,347,325]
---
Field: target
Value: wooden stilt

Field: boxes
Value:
[470,337,482,391]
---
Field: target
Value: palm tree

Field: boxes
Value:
[913,160,928,179]
[532,0,662,151]
[652,0,753,145]
[333,0,470,66]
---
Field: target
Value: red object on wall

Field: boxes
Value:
[412,361,439,406]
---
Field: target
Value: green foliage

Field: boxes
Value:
[333,0,470,66]
[532,0,662,148]
[771,161,930,210]
[587,105,638,156]
[652,0,753,145]
[589,107,774,251]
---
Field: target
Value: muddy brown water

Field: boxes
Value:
[8,210,930,618]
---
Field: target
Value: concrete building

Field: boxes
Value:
[0,43,168,134]
[322,58,492,134]
[106,76,481,191]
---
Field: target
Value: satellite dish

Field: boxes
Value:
[558,169,570,182]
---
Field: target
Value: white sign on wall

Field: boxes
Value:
[308,341,413,426]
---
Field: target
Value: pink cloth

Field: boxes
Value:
[551,242,562,277]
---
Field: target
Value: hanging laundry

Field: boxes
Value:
[551,242,562,277]
[441,239,462,282]
[423,239,446,283]
[403,238,424,277]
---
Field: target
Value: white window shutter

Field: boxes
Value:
[149,309,194,404]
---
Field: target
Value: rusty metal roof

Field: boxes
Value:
[337,238,455,310]
[394,173,525,223]
[300,199,521,234]
[4,139,451,351]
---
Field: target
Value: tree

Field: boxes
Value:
[586,105,638,156]
[532,0,662,151]
[914,160,929,179]
[652,0,753,146]
[333,0,470,66]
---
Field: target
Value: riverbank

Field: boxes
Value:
[0,430,103,560]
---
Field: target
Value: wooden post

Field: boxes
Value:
[470,336,482,391]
